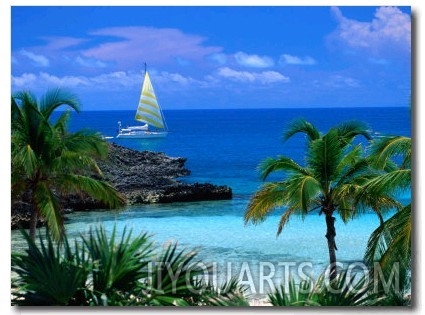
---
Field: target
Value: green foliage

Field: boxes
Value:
[203,277,250,306]
[246,119,374,229]
[11,230,89,306]
[82,225,153,294]
[365,205,411,270]
[146,243,205,306]
[268,271,379,306]
[11,224,249,306]
[245,119,375,272]
[359,135,411,295]
[11,88,125,241]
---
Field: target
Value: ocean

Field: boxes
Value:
[11,107,411,298]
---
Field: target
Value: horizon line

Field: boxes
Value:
[66,105,411,112]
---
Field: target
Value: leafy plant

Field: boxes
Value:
[245,119,379,279]
[268,271,379,306]
[11,89,125,241]
[81,225,153,295]
[11,229,89,305]
[12,224,248,306]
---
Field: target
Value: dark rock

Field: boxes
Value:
[11,142,232,229]
[97,143,232,205]
[159,183,232,203]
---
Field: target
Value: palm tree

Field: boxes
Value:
[359,136,411,291]
[11,88,125,241]
[244,119,374,279]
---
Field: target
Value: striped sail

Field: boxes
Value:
[135,72,165,129]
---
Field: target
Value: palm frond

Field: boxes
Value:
[12,143,40,179]
[257,156,309,181]
[310,271,377,306]
[335,159,373,187]
[334,120,372,144]
[39,88,80,119]
[362,169,411,196]
[63,130,109,160]
[285,174,322,212]
[204,277,249,306]
[283,118,320,142]
[244,182,286,225]
[51,110,72,135]
[54,174,125,208]
[82,225,153,293]
[364,204,411,271]
[307,130,343,189]
[49,151,103,176]
[268,277,315,306]
[11,229,88,305]
[268,271,377,306]
[337,143,363,164]
[147,243,206,305]
[33,181,64,241]
[276,206,300,236]
[369,136,411,169]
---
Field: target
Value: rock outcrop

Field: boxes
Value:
[11,143,232,229]
[97,143,232,204]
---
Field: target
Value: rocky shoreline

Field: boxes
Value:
[11,143,232,229]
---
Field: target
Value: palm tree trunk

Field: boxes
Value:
[29,208,38,240]
[29,181,39,241]
[325,214,338,280]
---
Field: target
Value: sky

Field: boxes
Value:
[10,5,411,110]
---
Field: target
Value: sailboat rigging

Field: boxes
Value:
[117,64,168,139]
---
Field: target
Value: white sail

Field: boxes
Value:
[116,66,168,139]
[135,72,165,129]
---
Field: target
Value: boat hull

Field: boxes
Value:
[116,131,168,139]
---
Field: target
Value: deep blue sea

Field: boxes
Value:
[11,107,411,297]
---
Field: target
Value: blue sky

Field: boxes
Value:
[11,6,411,110]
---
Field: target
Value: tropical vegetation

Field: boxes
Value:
[245,119,411,306]
[11,225,249,306]
[11,89,125,241]
[359,135,412,305]
[267,269,409,306]
[244,119,382,279]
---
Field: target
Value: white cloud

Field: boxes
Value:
[11,73,37,87]
[217,67,289,84]
[38,72,90,87]
[89,71,138,87]
[162,72,190,85]
[11,67,289,100]
[314,74,360,88]
[330,6,411,52]
[75,56,108,68]
[83,26,222,67]
[11,71,138,90]
[19,50,50,67]
[40,36,88,51]
[234,51,274,68]
[279,54,316,65]
[11,70,198,92]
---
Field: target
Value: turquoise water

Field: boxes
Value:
[11,107,411,297]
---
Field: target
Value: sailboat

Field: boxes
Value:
[117,64,168,139]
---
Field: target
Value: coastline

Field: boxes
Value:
[11,142,232,229]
